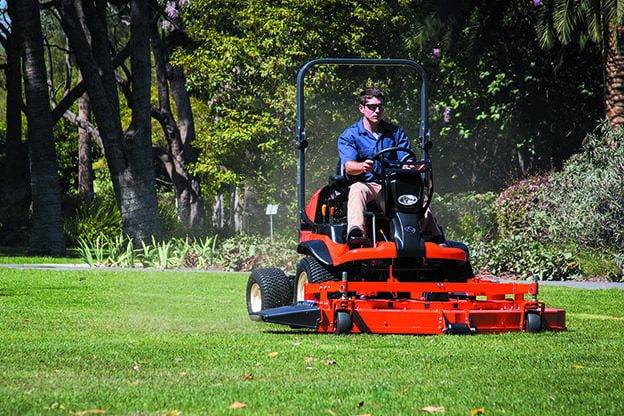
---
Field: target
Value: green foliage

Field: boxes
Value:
[542,123,624,250]
[494,175,551,238]
[471,237,580,281]
[63,195,122,247]
[215,233,299,273]
[453,122,624,281]
[173,0,431,236]
[434,191,497,243]
[420,2,602,193]
[75,232,300,272]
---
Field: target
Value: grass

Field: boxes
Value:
[1,267,623,415]
[0,246,82,265]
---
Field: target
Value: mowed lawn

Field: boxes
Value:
[1,267,623,415]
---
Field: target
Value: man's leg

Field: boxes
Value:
[420,206,445,244]
[347,181,381,237]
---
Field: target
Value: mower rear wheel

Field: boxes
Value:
[246,268,292,319]
[294,257,339,302]
[525,311,542,333]
[333,310,352,335]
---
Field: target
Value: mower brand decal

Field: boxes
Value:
[404,225,416,234]
[398,194,419,206]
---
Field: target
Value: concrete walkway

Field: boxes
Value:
[2,264,623,290]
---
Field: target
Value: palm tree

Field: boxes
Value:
[12,0,66,255]
[537,0,624,127]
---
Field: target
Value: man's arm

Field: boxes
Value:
[345,160,374,176]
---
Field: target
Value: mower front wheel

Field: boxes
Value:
[333,310,352,335]
[525,311,542,333]
[246,268,292,320]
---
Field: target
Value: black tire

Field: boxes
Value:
[333,310,352,335]
[525,311,542,333]
[438,261,475,282]
[246,268,292,318]
[294,257,339,302]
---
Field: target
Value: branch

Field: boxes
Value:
[51,44,130,124]
[62,109,104,152]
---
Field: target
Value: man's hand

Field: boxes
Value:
[345,160,374,175]
[401,159,424,170]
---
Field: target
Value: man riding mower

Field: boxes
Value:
[245,58,566,335]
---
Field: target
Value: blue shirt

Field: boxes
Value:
[338,118,413,182]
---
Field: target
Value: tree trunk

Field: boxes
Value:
[0,0,31,245]
[58,0,162,245]
[76,0,93,197]
[150,23,205,229]
[14,0,66,255]
[78,90,94,196]
[602,10,624,127]
[170,65,206,228]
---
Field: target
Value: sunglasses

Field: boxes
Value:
[364,103,385,111]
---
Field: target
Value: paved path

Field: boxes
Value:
[2,264,623,290]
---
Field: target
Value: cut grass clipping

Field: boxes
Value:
[1,268,623,415]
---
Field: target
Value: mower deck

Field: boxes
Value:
[252,279,567,334]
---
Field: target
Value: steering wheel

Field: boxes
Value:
[370,146,418,164]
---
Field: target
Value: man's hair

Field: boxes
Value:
[359,87,384,106]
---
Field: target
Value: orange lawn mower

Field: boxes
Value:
[245,58,566,335]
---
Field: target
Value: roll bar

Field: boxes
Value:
[295,59,431,229]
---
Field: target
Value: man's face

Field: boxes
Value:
[359,97,385,124]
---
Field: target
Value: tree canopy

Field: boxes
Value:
[0,0,610,243]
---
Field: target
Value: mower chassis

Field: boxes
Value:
[252,279,566,335]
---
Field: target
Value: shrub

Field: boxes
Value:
[542,123,624,249]
[215,233,299,273]
[434,191,498,243]
[470,236,580,281]
[63,195,122,247]
[494,175,552,238]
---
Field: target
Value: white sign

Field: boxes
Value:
[266,204,279,215]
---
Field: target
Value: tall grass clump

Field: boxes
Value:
[63,194,122,246]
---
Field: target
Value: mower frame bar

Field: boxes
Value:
[295,58,431,229]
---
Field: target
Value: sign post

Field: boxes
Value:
[265,204,279,242]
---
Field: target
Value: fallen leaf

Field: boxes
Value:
[304,357,316,362]
[242,373,254,379]
[421,406,445,413]
[229,401,247,409]
[470,409,485,415]
[268,351,279,357]
[574,365,584,369]
[399,381,412,394]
